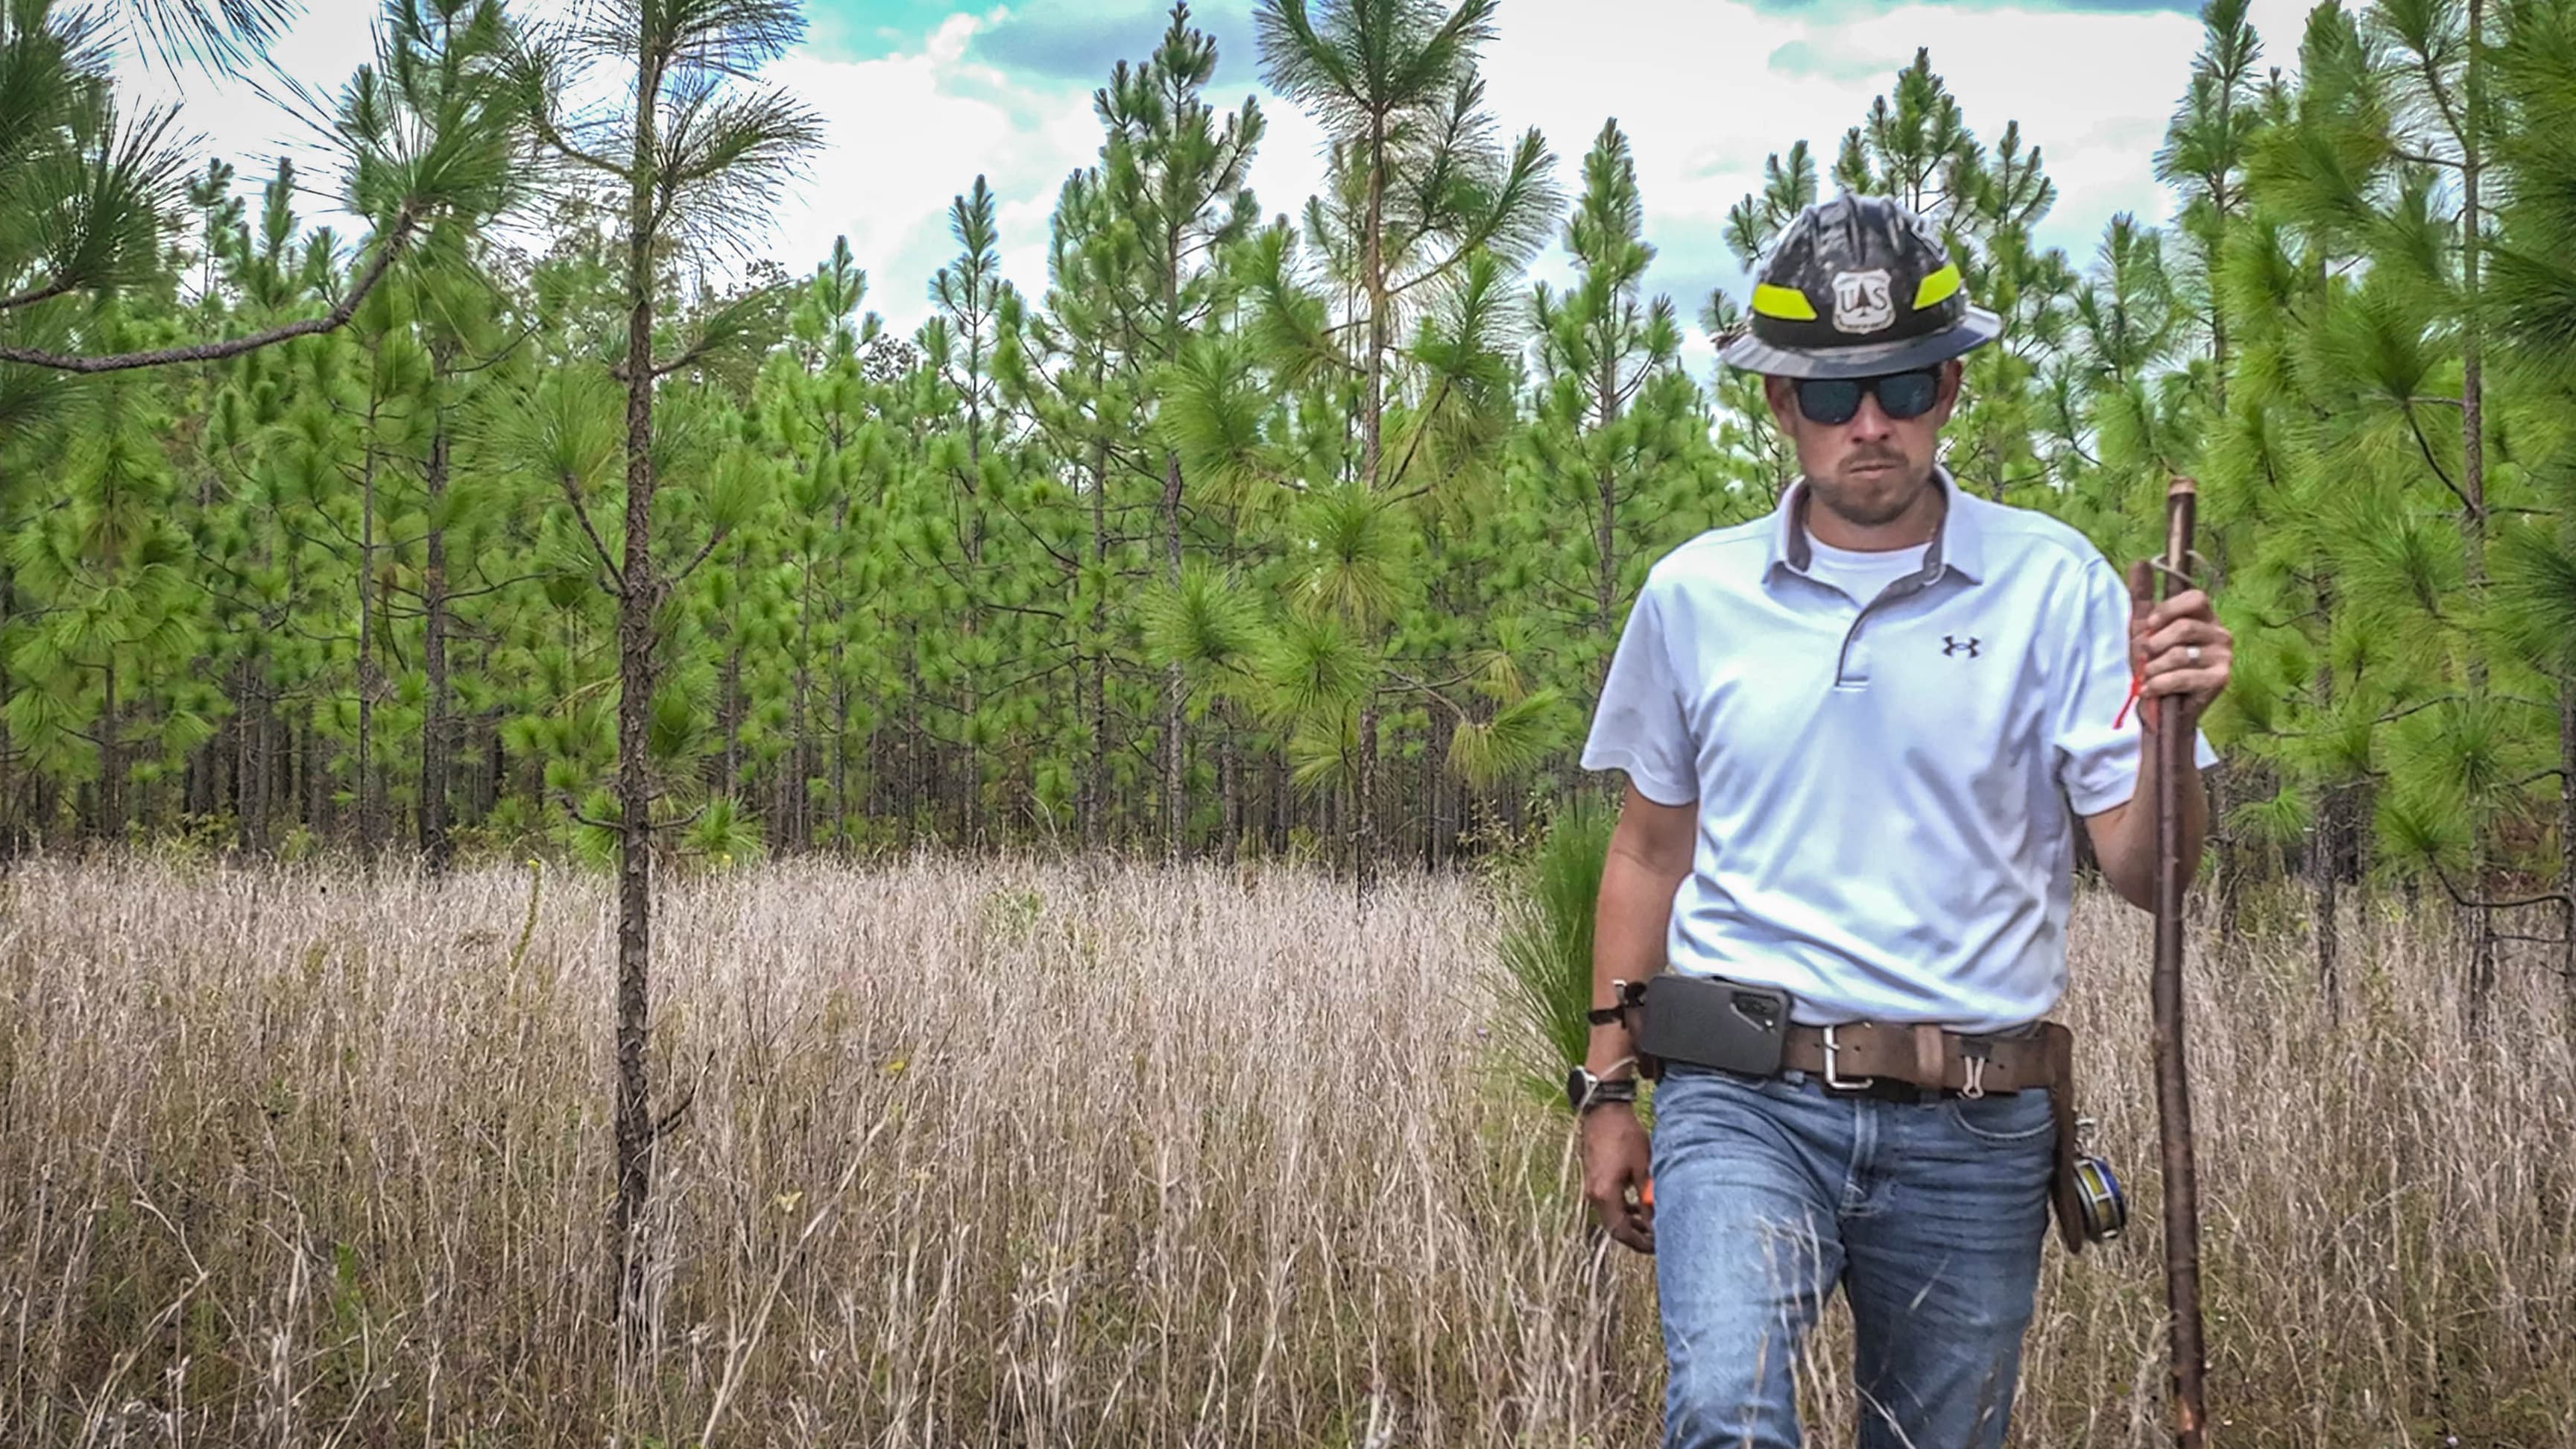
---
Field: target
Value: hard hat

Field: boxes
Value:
[1718,192,2001,380]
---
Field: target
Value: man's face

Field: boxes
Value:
[1763,361,1962,530]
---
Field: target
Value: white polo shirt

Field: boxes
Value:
[1580,468,2215,1032]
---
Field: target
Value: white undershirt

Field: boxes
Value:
[1801,528,1931,605]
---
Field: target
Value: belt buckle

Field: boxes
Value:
[1821,1024,1876,1092]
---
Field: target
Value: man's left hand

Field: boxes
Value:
[2125,560,2232,731]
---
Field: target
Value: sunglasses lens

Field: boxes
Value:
[1877,370,1939,420]
[1796,379,1861,425]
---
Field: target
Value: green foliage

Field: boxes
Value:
[0,0,2563,952]
[1492,791,1615,1103]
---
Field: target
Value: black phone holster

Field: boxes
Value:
[1628,973,1794,1081]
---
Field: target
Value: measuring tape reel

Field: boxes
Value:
[2071,1115,2127,1244]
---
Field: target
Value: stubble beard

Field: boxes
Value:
[1810,455,1933,531]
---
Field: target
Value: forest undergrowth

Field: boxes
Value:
[0,856,2568,1447]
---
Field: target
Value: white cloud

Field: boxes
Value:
[1468,0,2309,372]
[112,0,2331,370]
[116,1,384,206]
[768,12,1089,321]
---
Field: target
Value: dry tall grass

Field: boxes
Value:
[0,856,2567,1447]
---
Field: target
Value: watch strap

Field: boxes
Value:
[1575,1070,1638,1114]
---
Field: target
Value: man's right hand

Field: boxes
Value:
[1581,1105,1655,1254]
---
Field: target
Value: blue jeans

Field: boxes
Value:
[1650,1064,2055,1449]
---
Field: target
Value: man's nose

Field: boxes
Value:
[1845,389,1895,441]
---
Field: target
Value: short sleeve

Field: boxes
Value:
[1581,580,1698,806]
[2052,555,2218,816]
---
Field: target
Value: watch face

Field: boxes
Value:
[1565,1064,1591,1114]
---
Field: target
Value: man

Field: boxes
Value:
[1570,192,2231,1448]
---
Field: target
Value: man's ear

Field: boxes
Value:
[1763,374,1797,433]
[1930,359,1965,424]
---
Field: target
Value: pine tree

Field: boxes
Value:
[517,0,821,1322]
[2,377,208,836]
[1518,119,1729,706]
[1251,0,1558,883]
[2489,0,2576,1000]
[918,177,1018,842]
[1100,3,1261,861]
[2156,0,2268,414]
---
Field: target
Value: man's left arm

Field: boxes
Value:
[2081,559,2233,911]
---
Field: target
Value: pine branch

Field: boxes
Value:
[2432,862,2571,913]
[528,110,630,183]
[0,210,420,374]
[556,473,627,592]
[0,277,81,314]
[607,331,728,384]
[989,488,1082,571]
[648,1052,716,1144]
[557,792,620,833]
[1380,374,1454,495]
[2402,401,2474,514]
[2390,147,2461,171]
[672,527,730,584]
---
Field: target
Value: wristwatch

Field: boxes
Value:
[1565,1064,1639,1116]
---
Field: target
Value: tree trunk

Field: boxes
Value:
[1269,746,1289,856]
[903,644,922,845]
[1219,719,1240,865]
[485,710,505,821]
[1363,115,1387,493]
[1163,449,1187,865]
[1596,344,1621,631]
[722,641,742,792]
[2311,648,2340,1008]
[240,672,268,853]
[420,421,455,870]
[1354,700,1378,892]
[1424,713,1448,870]
[310,717,331,839]
[2449,0,2498,1011]
[2560,665,2575,1021]
[791,569,814,852]
[608,60,663,1328]
[2314,783,2342,1013]
[2209,259,2229,415]
[356,393,382,858]
[831,673,849,853]
[1082,438,1108,853]
[99,658,121,840]
[962,364,985,850]
[2210,58,2235,416]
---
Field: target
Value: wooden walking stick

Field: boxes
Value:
[2152,476,2211,1447]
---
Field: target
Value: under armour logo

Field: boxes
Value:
[1943,635,1980,658]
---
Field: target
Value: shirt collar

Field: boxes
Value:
[1765,465,1986,587]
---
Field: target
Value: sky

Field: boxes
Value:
[121,0,2327,373]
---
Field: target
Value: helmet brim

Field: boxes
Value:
[1718,306,2003,379]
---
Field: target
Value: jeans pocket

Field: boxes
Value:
[1942,1089,2054,1145]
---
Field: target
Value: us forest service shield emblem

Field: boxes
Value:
[1831,269,1895,334]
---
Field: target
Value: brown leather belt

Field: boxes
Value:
[1779,1020,2065,1096]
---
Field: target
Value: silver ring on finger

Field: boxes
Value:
[2186,644,2202,666]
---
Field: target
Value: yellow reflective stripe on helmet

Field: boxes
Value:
[1913,263,1962,310]
[1751,283,1817,321]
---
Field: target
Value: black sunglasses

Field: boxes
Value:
[1793,369,1941,426]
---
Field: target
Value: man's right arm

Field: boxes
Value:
[1588,783,1697,1078]
[1582,781,1698,1254]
